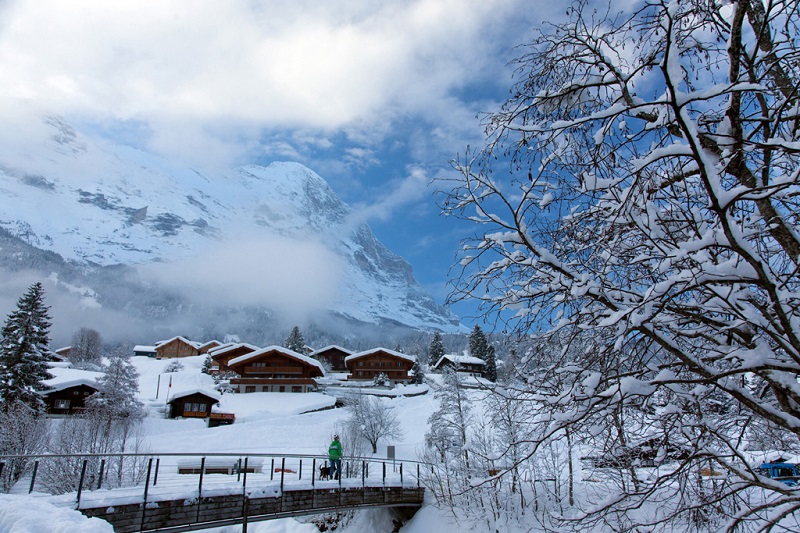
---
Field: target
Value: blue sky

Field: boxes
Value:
[0,0,562,326]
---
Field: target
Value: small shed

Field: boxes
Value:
[167,388,222,419]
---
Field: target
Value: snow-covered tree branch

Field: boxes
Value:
[441,0,800,529]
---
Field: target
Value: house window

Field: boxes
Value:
[73,391,80,395]
[358,361,364,366]
[397,362,402,367]
[55,399,70,409]
[357,371,363,376]
[245,386,256,393]
[262,386,269,392]
[292,386,301,393]
[378,362,384,367]
[279,386,285,392]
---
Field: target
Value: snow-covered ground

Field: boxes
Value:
[0,355,458,532]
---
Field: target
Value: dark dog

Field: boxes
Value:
[319,464,331,480]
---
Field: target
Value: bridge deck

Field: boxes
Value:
[80,485,424,533]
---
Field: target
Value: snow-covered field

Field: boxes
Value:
[0,355,463,533]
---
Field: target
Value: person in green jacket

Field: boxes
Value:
[328,435,343,480]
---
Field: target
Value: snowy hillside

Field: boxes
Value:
[0,117,459,333]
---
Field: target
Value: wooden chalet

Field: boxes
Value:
[155,336,200,359]
[208,343,260,374]
[228,346,324,393]
[167,388,222,419]
[433,354,486,377]
[344,348,416,384]
[41,374,100,415]
[309,345,352,372]
[197,340,222,354]
[54,346,73,359]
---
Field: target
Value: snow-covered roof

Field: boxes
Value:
[41,367,102,393]
[345,347,416,364]
[133,345,156,352]
[209,343,260,357]
[55,346,72,354]
[309,345,353,356]
[197,340,222,350]
[168,387,222,403]
[154,336,200,348]
[228,345,324,372]
[435,354,485,367]
[207,342,235,354]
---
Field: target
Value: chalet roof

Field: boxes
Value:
[309,345,353,357]
[345,347,416,364]
[133,345,157,352]
[207,342,236,354]
[168,387,222,403]
[155,336,200,348]
[41,368,102,394]
[55,346,72,354]
[229,345,325,372]
[435,354,486,368]
[210,343,260,358]
[197,340,222,350]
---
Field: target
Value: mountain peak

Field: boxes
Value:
[0,120,460,333]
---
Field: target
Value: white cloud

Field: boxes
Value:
[140,234,345,322]
[345,166,431,227]
[0,0,548,167]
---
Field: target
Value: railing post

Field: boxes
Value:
[417,464,420,488]
[382,462,386,487]
[76,459,88,506]
[237,458,242,482]
[140,458,153,533]
[241,457,249,533]
[280,458,286,513]
[153,458,160,486]
[97,459,105,490]
[312,458,316,488]
[28,460,39,493]
[299,459,303,480]
[196,457,206,523]
[0,462,4,477]
[271,458,274,481]
[362,461,365,488]
[400,463,403,484]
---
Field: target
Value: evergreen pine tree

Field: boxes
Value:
[201,354,213,374]
[429,332,445,365]
[410,360,425,384]
[284,326,305,353]
[0,282,53,412]
[87,356,144,421]
[468,325,489,360]
[484,344,497,382]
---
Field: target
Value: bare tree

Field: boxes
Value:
[441,0,800,530]
[0,402,48,492]
[345,393,403,454]
[69,327,103,369]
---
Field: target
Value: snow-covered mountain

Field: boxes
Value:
[0,116,460,335]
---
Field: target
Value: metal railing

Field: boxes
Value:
[0,451,427,507]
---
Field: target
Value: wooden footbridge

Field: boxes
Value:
[0,452,426,532]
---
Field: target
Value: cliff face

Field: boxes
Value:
[0,117,460,333]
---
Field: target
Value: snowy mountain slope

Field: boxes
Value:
[0,117,460,332]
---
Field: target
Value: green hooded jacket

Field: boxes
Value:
[328,438,343,460]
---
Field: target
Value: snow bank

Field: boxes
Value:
[0,494,114,532]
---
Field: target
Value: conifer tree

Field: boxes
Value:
[484,344,497,382]
[468,325,488,361]
[410,360,425,384]
[0,282,52,411]
[284,326,305,353]
[429,332,445,365]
